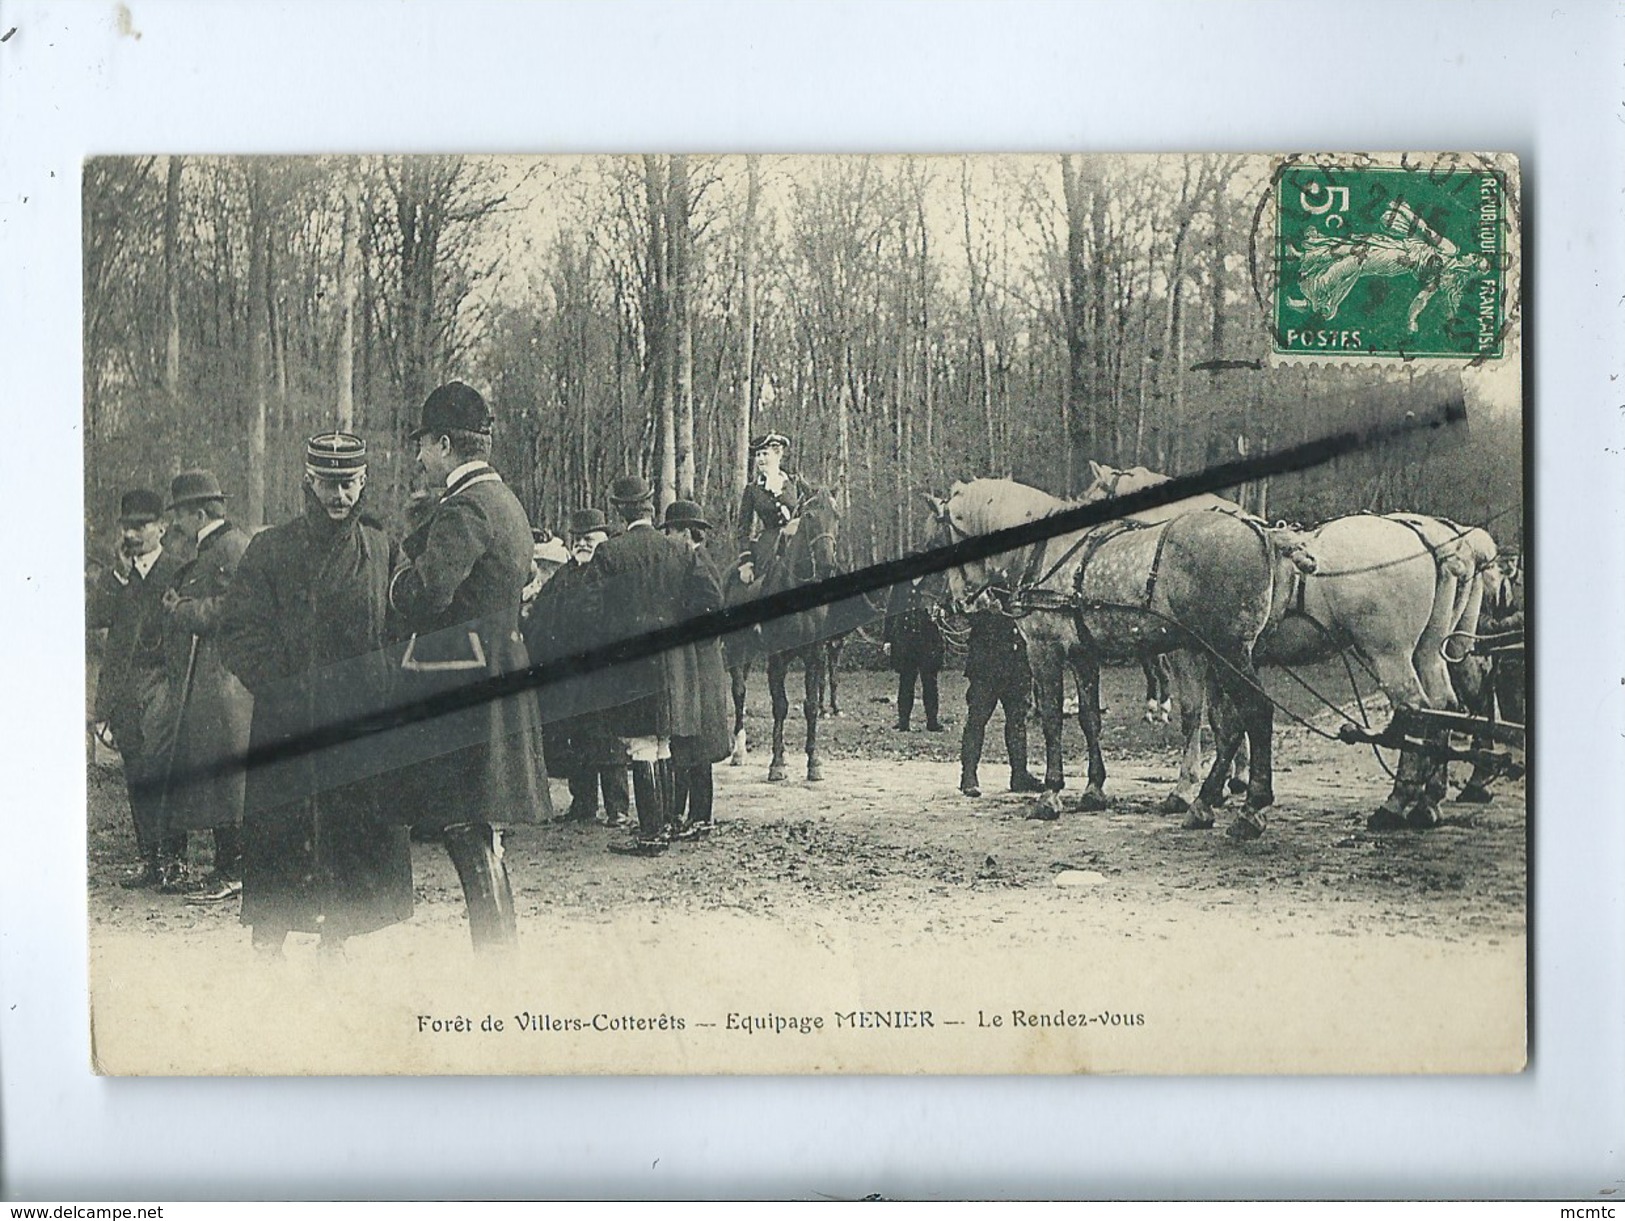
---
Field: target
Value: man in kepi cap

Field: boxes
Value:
[219,434,414,959]
[524,507,632,827]
[594,474,690,855]
[89,489,187,888]
[390,381,549,949]
[156,469,253,900]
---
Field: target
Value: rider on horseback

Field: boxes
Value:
[735,431,814,586]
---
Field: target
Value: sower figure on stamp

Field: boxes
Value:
[734,431,813,587]
[157,469,253,901]
[660,499,732,840]
[523,508,631,828]
[390,382,550,950]
[89,489,187,888]
[883,572,946,733]
[958,598,1044,799]
[595,474,689,856]
[218,434,414,960]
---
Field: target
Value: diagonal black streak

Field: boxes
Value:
[195,400,1465,782]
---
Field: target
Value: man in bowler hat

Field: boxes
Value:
[593,474,690,855]
[523,507,632,827]
[158,469,253,900]
[88,489,187,888]
[389,381,550,949]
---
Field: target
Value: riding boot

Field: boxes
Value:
[564,771,599,821]
[670,765,691,829]
[443,821,518,951]
[657,758,679,837]
[629,762,667,844]
[157,832,191,893]
[689,765,715,828]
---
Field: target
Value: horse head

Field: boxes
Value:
[1081,461,1168,502]
[785,487,840,584]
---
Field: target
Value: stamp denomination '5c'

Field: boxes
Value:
[1274,160,1508,361]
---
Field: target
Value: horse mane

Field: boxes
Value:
[947,477,1069,536]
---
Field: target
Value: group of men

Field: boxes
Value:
[89,382,740,956]
[90,384,1148,957]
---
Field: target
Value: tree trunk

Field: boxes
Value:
[669,155,694,504]
[162,156,182,401]
[1060,155,1092,491]
[337,168,359,431]
[642,156,676,504]
[735,156,760,495]
[246,169,269,528]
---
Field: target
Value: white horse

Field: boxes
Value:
[1079,463,1495,829]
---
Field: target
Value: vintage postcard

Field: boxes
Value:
[83,152,1524,1075]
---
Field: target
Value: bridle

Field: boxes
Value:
[787,490,839,583]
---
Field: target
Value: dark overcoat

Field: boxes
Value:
[523,557,627,775]
[390,465,550,826]
[161,522,254,832]
[883,579,945,673]
[666,543,732,766]
[218,502,414,938]
[591,520,688,738]
[963,609,1030,689]
[735,471,814,568]
[88,548,186,844]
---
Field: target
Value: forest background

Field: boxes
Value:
[82,153,1523,566]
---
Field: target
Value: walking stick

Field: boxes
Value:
[157,633,201,821]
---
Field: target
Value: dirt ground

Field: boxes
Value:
[88,660,1526,951]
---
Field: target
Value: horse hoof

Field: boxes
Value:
[1227,777,1249,796]
[1226,814,1265,841]
[1407,803,1441,831]
[767,763,787,783]
[1366,807,1408,833]
[1454,783,1493,805]
[1078,789,1108,813]
[1027,791,1064,821]
[1159,793,1190,815]
[806,759,823,782]
[1181,803,1216,831]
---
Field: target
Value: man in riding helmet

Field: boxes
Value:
[734,431,814,585]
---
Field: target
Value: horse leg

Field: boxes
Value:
[1073,648,1108,812]
[1228,657,1275,839]
[804,647,824,781]
[730,660,750,766]
[825,638,843,717]
[1028,638,1067,795]
[1366,654,1438,831]
[767,655,789,782]
[1162,651,1206,814]
[1185,669,1246,831]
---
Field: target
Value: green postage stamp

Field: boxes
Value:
[1272,156,1512,361]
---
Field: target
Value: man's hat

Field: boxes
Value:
[568,507,609,536]
[532,529,570,565]
[608,474,654,506]
[751,430,790,453]
[660,499,711,531]
[117,489,164,525]
[306,432,368,477]
[167,469,228,510]
[409,381,494,441]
